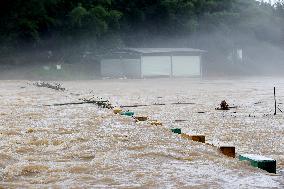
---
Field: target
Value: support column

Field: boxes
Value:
[170,55,173,78]
[200,55,203,79]
[140,56,143,78]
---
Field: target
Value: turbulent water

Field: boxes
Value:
[0,78,283,188]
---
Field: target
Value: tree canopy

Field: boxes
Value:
[1,0,284,74]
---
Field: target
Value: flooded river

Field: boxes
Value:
[0,78,283,188]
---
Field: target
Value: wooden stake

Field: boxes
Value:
[274,87,277,115]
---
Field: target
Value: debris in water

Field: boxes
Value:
[216,100,230,110]
[113,108,123,114]
[172,102,195,105]
[191,135,206,143]
[120,104,148,108]
[135,116,148,122]
[70,93,81,96]
[152,103,166,106]
[174,120,187,122]
[150,120,163,126]
[26,128,34,133]
[82,97,113,109]
[181,133,191,139]
[181,133,205,143]
[33,81,65,91]
[171,128,182,134]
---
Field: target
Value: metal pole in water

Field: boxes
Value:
[274,87,277,115]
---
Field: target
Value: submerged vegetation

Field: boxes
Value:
[1,0,284,75]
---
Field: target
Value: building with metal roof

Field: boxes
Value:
[101,48,205,78]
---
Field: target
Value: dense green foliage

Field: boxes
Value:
[0,0,284,74]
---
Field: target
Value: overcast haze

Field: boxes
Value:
[260,0,279,3]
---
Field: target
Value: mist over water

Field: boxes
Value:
[0,79,283,187]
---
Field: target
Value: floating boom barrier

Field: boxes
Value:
[37,83,277,175]
[102,99,278,174]
[239,154,276,174]
[81,97,278,174]
[180,133,206,143]
[134,116,148,122]
[218,146,236,158]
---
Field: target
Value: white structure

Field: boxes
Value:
[101,48,205,78]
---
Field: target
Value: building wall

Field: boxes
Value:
[172,56,201,77]
[141,55,201,78]
[101,58,140,78]
[141,56,171,77]
[122,59,141,78]
[101,59,123,77]
[101,55,202,78]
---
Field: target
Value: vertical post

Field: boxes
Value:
[140,55,143,78]
[200,55,203,79]
[119,56,123,77]
[274,87,277,115]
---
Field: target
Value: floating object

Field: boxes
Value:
[216,100,230,110]
[121,111,135,116]
[120,105,148,108]
[219,146,235,158]
[197,111,205,114]
[135,116,148,121]
[175,119,187,122]
[239,154,276,173]
[191,135,205,143]
[254,101,262,105]
[113,108,122,114]
[172,102,195,105]
[180,133,205,143]
[95,101,113,109]
[171,128,181,134]
[33,82,65,91]
[205,143,215,147]
[152,103,166,106]
[181,133,191,139]
[150,121,162,126]
[27,128,34,133]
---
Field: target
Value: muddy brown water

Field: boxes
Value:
[0,78,283,188]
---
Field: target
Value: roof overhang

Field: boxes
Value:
[102,48,206,59]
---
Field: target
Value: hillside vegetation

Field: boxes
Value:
[1,0,284,75]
